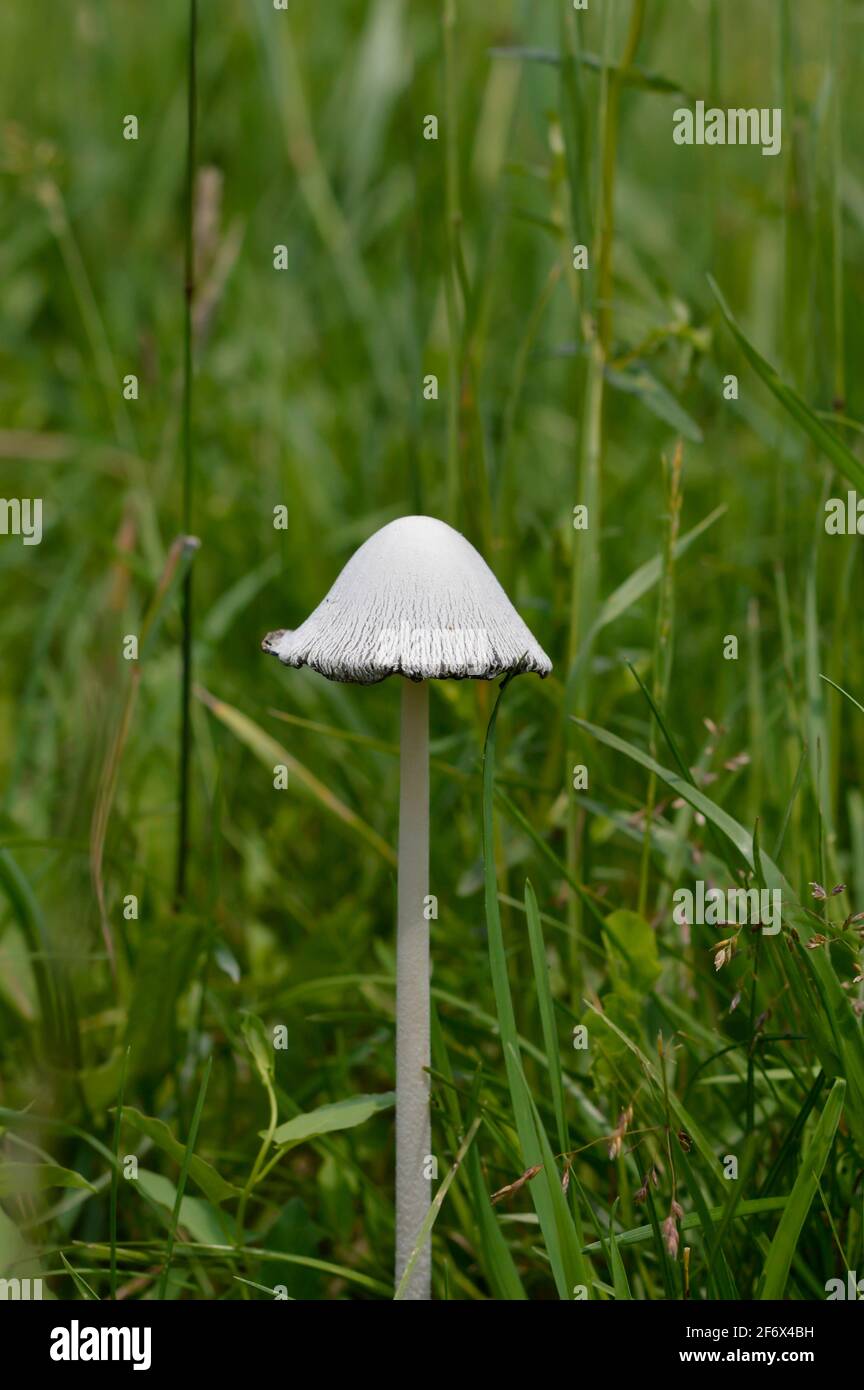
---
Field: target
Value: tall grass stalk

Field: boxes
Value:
[708,0,721,268]
[637,442,682,919]
[175,0,198,908]
[157,1055,212,1299]
[109,1046,130,1299]
[566,0,645,999]
[830,0,845,410]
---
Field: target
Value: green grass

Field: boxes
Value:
[0,0,863,1300]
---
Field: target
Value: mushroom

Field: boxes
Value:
[262,515,551,1300]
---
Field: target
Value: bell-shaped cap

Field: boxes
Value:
[261,515,552,685]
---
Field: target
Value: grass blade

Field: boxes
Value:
[393,1116,480,1301]
[710,276,864,491]
[158,1055,212,1299]
[198,687,396,865]
[483,677,590,1298]
[109,1049,130,1299]
[759,1078,845,1298]
[524,880,569,1155]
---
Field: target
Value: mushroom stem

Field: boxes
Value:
[395,676,431,1299]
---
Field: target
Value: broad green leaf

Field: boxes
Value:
[118,1106,239,1205]
[78,1047,127,1113]
[602,909,660,994]
[136,1168,236,1246]
[0,1162,95,1197]
[270,1092,395,1147]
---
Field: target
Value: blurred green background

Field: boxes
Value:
[1,0,863,1300]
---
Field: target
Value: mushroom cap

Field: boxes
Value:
[261,515,552,685]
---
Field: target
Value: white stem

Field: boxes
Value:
[395,677,431,1300]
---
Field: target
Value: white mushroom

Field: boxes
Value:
[262,515,551,1300]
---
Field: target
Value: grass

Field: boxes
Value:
[175,0,199,910]
[0,0,863,1301]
